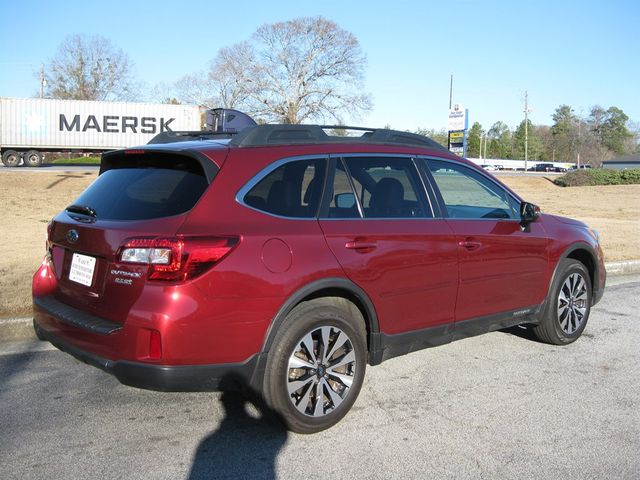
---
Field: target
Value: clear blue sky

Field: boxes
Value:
[1,0,638,132]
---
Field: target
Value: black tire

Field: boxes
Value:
[23,150,43,167]
[263,298,367,433]
[2,150,22,167]
[534,259,592,345]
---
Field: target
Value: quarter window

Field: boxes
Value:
[243,158,326,218]
[427,160,517,219]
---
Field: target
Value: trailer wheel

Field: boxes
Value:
[23,150,43,167]
[2,150,22,167]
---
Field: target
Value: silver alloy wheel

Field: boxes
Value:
[286,326,357,417]
[557,272,588,334]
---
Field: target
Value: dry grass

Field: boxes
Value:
[0,171,96,318]
[499,174,640,263]
[0,171,638,318]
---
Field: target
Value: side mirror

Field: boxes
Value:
[335,193,356,209]
[520,201,540,226]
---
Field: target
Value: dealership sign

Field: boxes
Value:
[447,104,469,157]
[448,104,467,131]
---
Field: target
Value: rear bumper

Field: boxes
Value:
[35,321,261,392]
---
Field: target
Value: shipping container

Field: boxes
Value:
[0,97,201,166]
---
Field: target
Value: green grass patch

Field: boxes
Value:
[554,168,640,187]
[49,156,101,165]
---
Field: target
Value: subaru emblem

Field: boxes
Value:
[66,229,79,244]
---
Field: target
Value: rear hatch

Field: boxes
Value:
[46,148,220,324]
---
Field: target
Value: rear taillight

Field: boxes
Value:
[118,236,239,282]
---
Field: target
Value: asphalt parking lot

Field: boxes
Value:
[1,275,638,480]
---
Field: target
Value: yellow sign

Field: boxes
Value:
[449,131,464,142]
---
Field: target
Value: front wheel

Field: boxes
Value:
[263,298,367,433]
[534,259,592,345]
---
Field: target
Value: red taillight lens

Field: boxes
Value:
[118,236,239,282]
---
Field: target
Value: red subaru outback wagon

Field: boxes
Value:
[33,110,605,433]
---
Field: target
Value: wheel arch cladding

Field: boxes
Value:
[260,278,379,355]
[563,245,597,295]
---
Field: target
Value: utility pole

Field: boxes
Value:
[483,132,488,159]
[447,74,453,151]
[576,118,581,168]
[523,91,530,172]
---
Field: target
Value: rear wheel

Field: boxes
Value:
[2,150,22,167]
[263,298,367,433]
[534,259,592,345]
[23,150,43,167]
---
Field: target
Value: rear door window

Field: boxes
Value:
[332,157,431,219]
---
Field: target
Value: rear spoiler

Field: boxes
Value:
[100,149,220,183]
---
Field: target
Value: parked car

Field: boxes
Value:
[481,164,500,171]
[528,163,555,172]
[33,110,606,433]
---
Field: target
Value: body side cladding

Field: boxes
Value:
[370,304,542,364]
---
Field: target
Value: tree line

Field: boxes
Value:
[38,22,638,164]
[452,105,637,165]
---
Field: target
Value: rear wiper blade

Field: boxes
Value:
[66,204,97,217]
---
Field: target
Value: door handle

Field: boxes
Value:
[458,239,482,251]
[345,240,377,252]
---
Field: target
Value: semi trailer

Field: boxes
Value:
[0,97,201,167]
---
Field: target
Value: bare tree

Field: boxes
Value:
[183,17,371,124]
[171,42,256,109]
[43,34,137,101]
[210,42,258,110]
[174,72,217,107]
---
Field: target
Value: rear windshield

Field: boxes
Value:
[70,167,208,220]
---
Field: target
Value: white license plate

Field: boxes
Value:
[69,253,96,287]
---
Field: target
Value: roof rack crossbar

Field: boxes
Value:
[229,124,448,151]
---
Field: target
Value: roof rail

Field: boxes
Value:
[229,124,448,151]
[147,130,232,144]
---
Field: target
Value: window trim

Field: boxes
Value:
[338,158,365,218]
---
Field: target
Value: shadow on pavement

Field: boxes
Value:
[0,350,36,399]
[500,324,543,342]
[188,389,288,480]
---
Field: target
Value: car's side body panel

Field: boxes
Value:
[319,217,459,333]
[445,218,550,321]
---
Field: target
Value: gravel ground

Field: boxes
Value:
[1,275,638,480]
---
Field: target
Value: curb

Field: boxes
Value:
[2,260,639,344]
[0,317,35,343]
[603,260,640,276]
